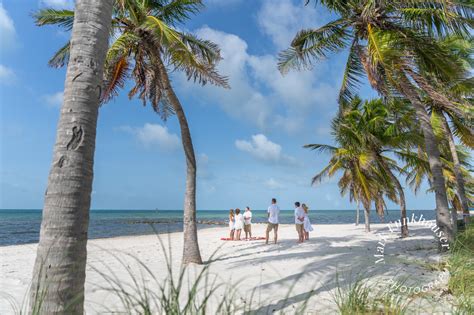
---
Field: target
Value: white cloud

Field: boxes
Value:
[236,134,282,161]
[40,0,74,9]
[257,0,329,50]
[235,134,298,165]
[121,123,181,151]
[0,64,15,84]
[177,23,340,133]
[43,91,63,108]
[0,3,16,51]
[264,178,285,190]
[189,27,272,129]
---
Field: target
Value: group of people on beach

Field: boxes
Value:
[228,198,313,243]
[228,207,253,240]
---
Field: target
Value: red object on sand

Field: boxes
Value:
[220,237,266,241]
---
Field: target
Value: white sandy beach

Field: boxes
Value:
[1,223,453,314]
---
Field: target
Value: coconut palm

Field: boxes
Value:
[343,97,421,236]
[30,0,114,313]
[34,0,229,264]
[279,0,473,245]
[306,143,380,232]
[306,104,398,232]
[421,36,474,223]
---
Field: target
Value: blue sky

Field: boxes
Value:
[0,0,434,210]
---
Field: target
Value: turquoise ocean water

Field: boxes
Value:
[0,209,437,246]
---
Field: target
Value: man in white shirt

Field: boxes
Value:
[294,201,305,243]
[266,198,280,244]
[243,206,253,240]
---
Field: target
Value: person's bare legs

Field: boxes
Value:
[230,230,234,240]
[297,226,304,243]
[273,225,278,244]
[305,231,309,240]
[236,229,241,240]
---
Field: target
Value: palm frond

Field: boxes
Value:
[451,115,474,148]
[102,56,131,103]
[304,144,339,154]
[399,6,474,38]
[338,39,365,104]
[153,0,204,25]
[33,9,74,30]
[278,18,350,74]
[48,41,70,68]
[312,161,338,185]
[168,32,229,88]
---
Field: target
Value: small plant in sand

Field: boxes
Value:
[332,273,372,314]
[89,232,242,314]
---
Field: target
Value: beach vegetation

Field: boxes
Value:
[306,97,417,235]
[448,223,474,297]
[331,274,415,315]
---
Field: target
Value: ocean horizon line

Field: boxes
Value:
[0,208,437,212]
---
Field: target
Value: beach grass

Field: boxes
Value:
[447,223,474,314]
[448,223,474,297]
[331,273,372,314]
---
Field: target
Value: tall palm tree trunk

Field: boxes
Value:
[29,1,113,313]
[156,58,202,265]
[355,200,360,226]
[379,158,409,237]
[364,205,371,232]
[398,78,455,248]
[440,114,470,224]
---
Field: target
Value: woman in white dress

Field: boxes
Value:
[229,209,235,240]
[234,208,244,240]
[302,204,313,240]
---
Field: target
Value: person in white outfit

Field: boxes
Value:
[229,209,235,240]
[234,208,244,240]
[294,202,305,243]
[243,206,253,240]
[266,198,280,244]
[302,203,313,240]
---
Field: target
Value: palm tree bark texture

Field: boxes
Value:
[29,1,113,314]
[398,78,454,249]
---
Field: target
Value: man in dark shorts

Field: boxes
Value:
[266,198,280,244]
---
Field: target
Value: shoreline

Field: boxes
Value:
[0,222,425,248]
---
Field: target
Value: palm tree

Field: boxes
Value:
[279,0,472,246]
[306,106,398,232]
[29,0,114,313]
[307,143,379,232]
[344,97,420,237]
[34,0,229,264]
[422,36,474,223]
